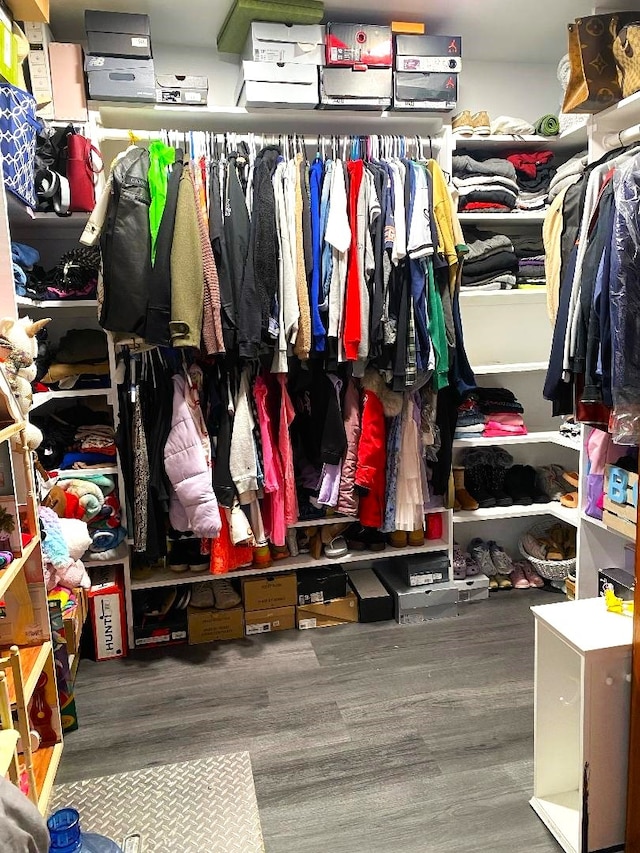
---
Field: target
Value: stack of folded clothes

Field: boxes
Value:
[507,150,555,211]
[548,151,588,202]
[476,387,527,437]
[452,154,519,213]
[33,404,114,471]
[511,233,546,289]
[455,394,485,439]
[460,227,518,290]
[37,329,110,392]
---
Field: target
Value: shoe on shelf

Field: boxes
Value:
[472,111,491,135]
[168,541,189,573]
[408,529,425,546]
[563,470,579,488]
[270,542,290,561]
[505,465,534,506]
[253,542,272,568]
[183,538,209,572]
[522,464,551,504]
[452,109,474,136]
[488,575,499,591]
[520,559,545,588]
[536,465,564,501]
[485,461,513,508]
[510,563,530,589]
[345,524,367,551]
[388,530,409,548]
[465,556,481,577]
[496,573,513,590]
[521,532,547,561]
[190,581,215,609]
[453,544,467,580]
[465,466,497,509]
[325,535,349,559]
[453,466,479,511]
[560,491,578,508]
[468,537,495,578]
[212,579,241,610]
[286,528,299,558]
[488,540,515,575]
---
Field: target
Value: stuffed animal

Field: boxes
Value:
[57,517,92,560]
[0,316,51,449]
[58,478,104,522]
[39,506,90,591]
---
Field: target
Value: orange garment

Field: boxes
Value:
[343,160,364,361]
[207,510,253,575]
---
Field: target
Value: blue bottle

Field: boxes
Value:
[48,808,123,853]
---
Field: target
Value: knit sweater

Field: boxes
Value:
[170,168,204,348]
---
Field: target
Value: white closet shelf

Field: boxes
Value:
[472,361,548,374]
[458,211,546,224]
[460,288,546,300]
[32,388,113,410]
[58,465,118,477]
[580,511,635,542]
[453,431,580,449]
[130,538,450,591]
[6,194,89,225]
[453,504,578,526]
[453,126,588,152]
[91,102,450,135]
[593,89,640,132]
[17,297,98,313]
[82,545,129,568]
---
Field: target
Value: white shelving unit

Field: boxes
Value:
[530,598,632,853]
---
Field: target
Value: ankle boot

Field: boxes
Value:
[486,463,513,507]
[465,465,496,509]
[453,466,479,511]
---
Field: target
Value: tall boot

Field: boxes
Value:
[465,465,497,509]
[453,466,479,511]
[486,463,513,507]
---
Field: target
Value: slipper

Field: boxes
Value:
[453,544,467,580]
[520,560,545,588]
[408,529,425,546]
[325,535,348,559]
[465,557,481,577]
[563,471,579,488]
[560,491,578,508]
[488,575,499,591]
[510,563,530,589]
[496,573,513,590]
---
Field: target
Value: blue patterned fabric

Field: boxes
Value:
[0,84,40,209]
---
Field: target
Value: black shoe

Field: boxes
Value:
[466,465,497,509]
[505,465,534,506]
[523,464,551,503]
[485,463,513,507]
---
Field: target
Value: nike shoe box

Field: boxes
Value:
[320,67,392,109]
[397,552,450,587]
[325,23,392,67]
[376,564,459,624]
[85,10,152,59]
[297,565,348,606]
[85,55,155,103]
[244,22,324,64]
[393,71,458,111]
[237,60,318,108]
[395,34,462,72]
[156,74,209,106]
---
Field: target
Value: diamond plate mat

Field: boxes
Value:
[50,752,265,853]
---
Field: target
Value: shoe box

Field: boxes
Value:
[84,55,155,103]
[393,34,461,111]
[85,10,152,59]
[376,564,459,624]
[217,0,324,56]
[346,568,394,622]
[242,572,298,611]
[132,588,188,650]
[49,43,88,121]
[297,565,347,605]
[603,464,638,540]
[188,606,244,645]
[454,574,490,604]
[23,21,53,118]
[236,60,319,108]
[319,67,392,109]
[87,565,127,660]
[297,591,359,629]
[394,35,462,72]
[396,552,450,587]
[598,568,635,601]
[393,72,458,111]
[156,75,209,106]
[245,605,296,636]
[325,23,392,68]
[244,22,324,64]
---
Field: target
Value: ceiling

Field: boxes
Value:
[49,0,604,63]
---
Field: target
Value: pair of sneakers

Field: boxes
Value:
[190,578,241,610]
[468,538,514,590]
[452,110,490,137]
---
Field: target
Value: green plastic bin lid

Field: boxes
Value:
[217,0,324,54]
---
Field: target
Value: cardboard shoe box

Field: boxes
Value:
[237,60,318,108]
[320,67,392,108]
[85,10,152,59]
[395,34,462,72]
[23,20,53,115]
[245,605,296,636]
[87,565,127,660]
[347,568,393,622]
[397,552,450,587]
[325,23,392,68]
[297,591,359,629]
[393,71,458,111]
[376,565,458,624]
[156,74,208,106]
[297,565,347,605]
[188,606,244,645]
[48,42,88,121]
[244,22,324,64]
[454,574,490,604]
[85,55,156,103]
[242,572,297,612]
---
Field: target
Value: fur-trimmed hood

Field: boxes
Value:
[362,369,404,418]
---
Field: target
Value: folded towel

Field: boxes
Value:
[534,114,560,137]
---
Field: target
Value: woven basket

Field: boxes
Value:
[518,521,576,581]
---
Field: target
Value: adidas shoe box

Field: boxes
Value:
[376,564,458,624]
[237,60,319,108]
[394,34,462,72]
[397,552,450,587]
[85,10,152,59]
[156,74,209,106]
[244,22,324,65]
[85,55,155,103]
[297,565,347,605]
[393,71,457,111]
[325,23,392,67]
[347,568,394,622]
[320,67,392,109]
[454,574,490,604]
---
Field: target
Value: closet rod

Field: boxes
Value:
[603,123,640,149]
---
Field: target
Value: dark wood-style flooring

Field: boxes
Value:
[59,589,562,852]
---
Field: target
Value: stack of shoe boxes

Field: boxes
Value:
[236,22,324,109]
[23,20,53,118]
[393,33,461,111]
[84,9,155,103]
[321,23,392,109]
[296,566,360,629]
[376,557,459,624]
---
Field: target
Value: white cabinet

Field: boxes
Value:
[530,599,632,853]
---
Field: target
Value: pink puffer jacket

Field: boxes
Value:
[164,375,222,538]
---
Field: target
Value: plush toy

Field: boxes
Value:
[57,517,92,560]
[0,316,51,449]
[58,478,105,522]
[38,506,90,591]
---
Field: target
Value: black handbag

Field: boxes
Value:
[34,123,75,216]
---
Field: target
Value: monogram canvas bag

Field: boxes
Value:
[612,17,640,99]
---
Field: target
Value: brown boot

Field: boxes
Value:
[454,466,479,511]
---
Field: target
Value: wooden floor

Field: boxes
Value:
[59,589,562,852]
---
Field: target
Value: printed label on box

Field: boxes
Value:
[184,91,204,102]
[131,37,149,48]
[246,622,271,635]
[94,592,123,659]
[298,618,317,630]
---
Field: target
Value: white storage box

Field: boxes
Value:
[244,22,324,64]
[454,574,490,604]
[237,60,318,108]
[376,565,458,624]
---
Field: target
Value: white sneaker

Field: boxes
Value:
[213,579,241,610]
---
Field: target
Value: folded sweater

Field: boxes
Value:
[452,155,517,182]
